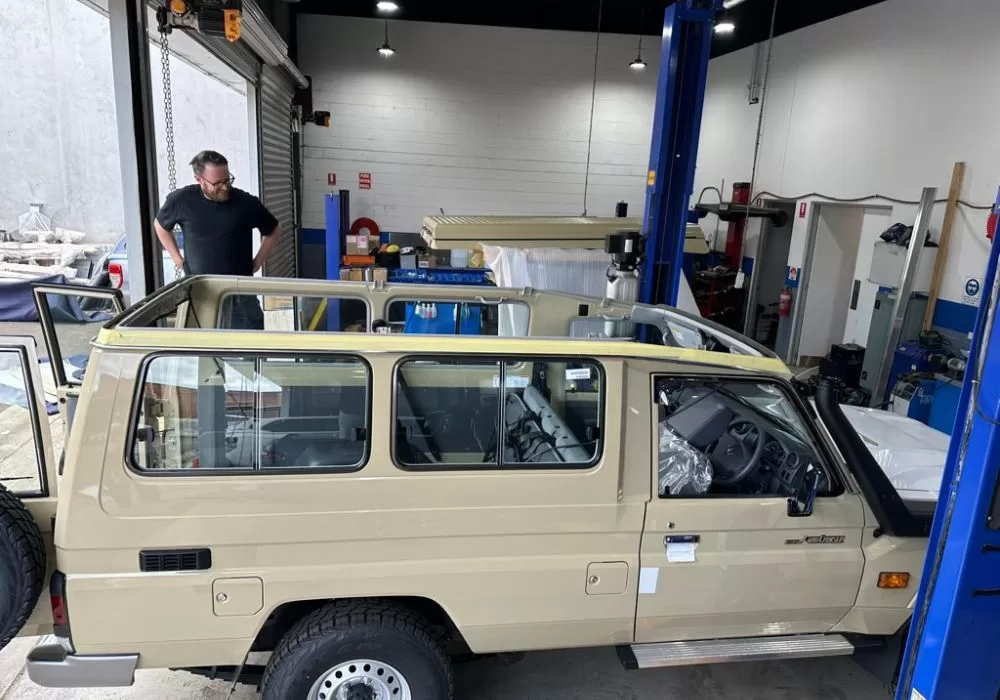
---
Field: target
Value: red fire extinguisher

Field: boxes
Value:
[778,288,792,317]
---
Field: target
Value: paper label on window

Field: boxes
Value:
[491,375,530,388]
[666,542,697,563]
[910,690,927,700]
[638,567,659,595]
[565,368,592,380]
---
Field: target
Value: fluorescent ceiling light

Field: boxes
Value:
[714,21,736,35]
[722,0,748,8]
[629,57,647,71]
[376,1,399,12]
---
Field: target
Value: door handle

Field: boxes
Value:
[663,534,700,545]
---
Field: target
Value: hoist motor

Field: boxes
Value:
[157,0,243,43]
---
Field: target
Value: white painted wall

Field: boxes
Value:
[694,0,998,312]
[0,0,250,243]
[297,15,660,232]
[300,0,996,313]
[798,205,864,359]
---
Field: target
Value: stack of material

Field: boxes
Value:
[0,239,100,280]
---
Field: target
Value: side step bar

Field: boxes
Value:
[618,634,857,670]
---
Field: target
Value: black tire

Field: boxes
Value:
[261,601,454,700]
[0,484,47,651]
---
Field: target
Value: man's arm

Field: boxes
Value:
[154,219,185,269]
[253,224,282,274]
[154,192,184,269]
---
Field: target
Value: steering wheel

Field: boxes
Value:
[711,417,766,486]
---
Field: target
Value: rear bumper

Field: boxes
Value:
[26,637,138,688]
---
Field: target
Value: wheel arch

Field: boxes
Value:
[251,596,471,656]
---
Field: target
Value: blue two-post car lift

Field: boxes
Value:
[639,0,719,309]
[642,2,1000,696]
[893,188,1000,698]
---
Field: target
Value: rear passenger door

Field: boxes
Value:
[635,371,866,642]
[0,336,59,638]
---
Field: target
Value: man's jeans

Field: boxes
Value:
[220,295,265,330]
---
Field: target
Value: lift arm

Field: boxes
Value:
[639,0,722,308]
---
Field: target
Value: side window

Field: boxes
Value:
[654,377,841,498]
[0,349,46,496]
[131,354,369,473]
[217,294,369,332]
[394,357,602,469]
[385,299,529,336]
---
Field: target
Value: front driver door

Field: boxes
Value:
[635,371,866,643]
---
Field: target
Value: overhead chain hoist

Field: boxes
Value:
[154,1,242,190]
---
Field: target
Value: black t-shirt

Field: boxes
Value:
[155,185,279,276]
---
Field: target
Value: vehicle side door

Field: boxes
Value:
[634,369,866,642]
[31,284,124,433]
[0,336,60,638]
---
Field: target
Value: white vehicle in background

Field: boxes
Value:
[99,235,180,302]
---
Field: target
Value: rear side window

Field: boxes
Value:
[0,349,47,497]
[394,357,603,469]
[216,294,369,332]
[385,299,529,336]
[130,354,369,473]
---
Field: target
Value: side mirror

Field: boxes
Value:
[788,464,820,517]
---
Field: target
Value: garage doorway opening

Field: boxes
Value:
[789,203,892,366]
[744,200,795,351]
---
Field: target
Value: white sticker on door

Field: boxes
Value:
[666,542,697,563]
[638,567,659,595]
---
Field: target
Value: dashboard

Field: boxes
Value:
[661,382,829,497]
[751,430,818,496]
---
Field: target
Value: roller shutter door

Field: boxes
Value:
[258,65,298,278]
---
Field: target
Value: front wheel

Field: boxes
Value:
[261,601,453,700]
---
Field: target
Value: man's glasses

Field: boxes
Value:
[203,175,236,187]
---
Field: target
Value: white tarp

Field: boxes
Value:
[840,404,949,502]
[481,245,702,321]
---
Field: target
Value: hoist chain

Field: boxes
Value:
[158,8,177,193]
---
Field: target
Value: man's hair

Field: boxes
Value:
[190,150,228,175]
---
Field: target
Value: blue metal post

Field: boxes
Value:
[639,0,721,308]
[897,186,1000,699]
[325,192,342,331]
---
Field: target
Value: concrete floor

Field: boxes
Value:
[0,636,890,699]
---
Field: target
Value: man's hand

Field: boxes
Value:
[154,219,185,271]
[254,225,282,275]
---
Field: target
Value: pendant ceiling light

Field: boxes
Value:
[628,7,646,71]
[376,1,399,12]
[378,20,396,57]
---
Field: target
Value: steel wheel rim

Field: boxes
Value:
[308,658,412,700]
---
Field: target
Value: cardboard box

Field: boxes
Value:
[338,267,351,280]
[417,254,436,269]
[372,267,388,282]
[344,235,371,256]
[263,295,294,311]
[348,268,364,282]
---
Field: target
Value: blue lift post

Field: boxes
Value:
[896,186,1000,699]
[639,0,721,308]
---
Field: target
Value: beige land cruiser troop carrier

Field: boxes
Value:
[0,276,932,698]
